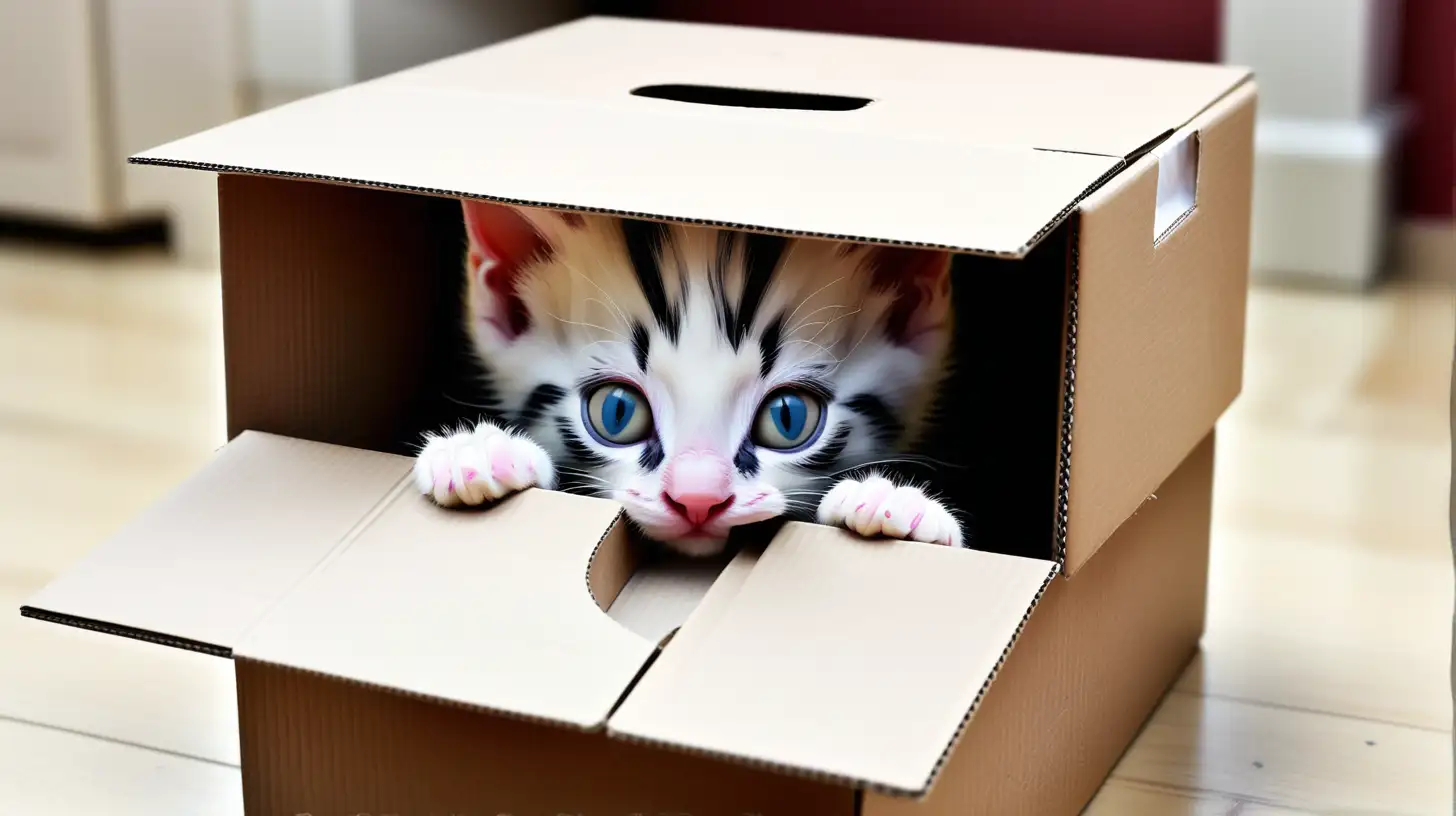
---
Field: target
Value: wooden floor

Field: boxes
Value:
[0,240,1450,815]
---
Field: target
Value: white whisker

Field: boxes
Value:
[785,275,846,327]
[570,267,633,329]
[806,307,862,345]
[787,303,850,336]
[546,311,625,339]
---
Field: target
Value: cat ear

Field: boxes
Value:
[461,200,578,342]
[866,246,954,353]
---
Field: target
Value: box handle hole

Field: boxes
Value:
[631,84,871,111]
[1152,131,1201,244]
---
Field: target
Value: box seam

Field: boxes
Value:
[232,472,415,657]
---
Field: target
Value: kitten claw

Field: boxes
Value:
[816,475,962,547]
[414,422,555,507]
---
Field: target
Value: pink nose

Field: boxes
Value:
[664,492,735,526]
[664,450,733,527]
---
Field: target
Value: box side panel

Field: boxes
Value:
[1062,84,1254,573]
[20,432,410,654]
[218,175,463,454]
[235,659,854,816]
[865,433,1214,816]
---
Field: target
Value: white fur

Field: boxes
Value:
[421,207,964,554]
[414,422,555,506]
[815,472,962,548]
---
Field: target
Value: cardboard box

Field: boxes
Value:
[19,18,1255,816]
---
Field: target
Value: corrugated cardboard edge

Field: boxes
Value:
[127,155,1123,260]
[1051,214,1082,571]
[603,565,1057,799]
[584,509,632,611]
[16,607,232,658]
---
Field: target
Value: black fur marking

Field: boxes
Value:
[707,231,786,350]
[631,321,650,372]
[710,232,738,338]
[554,416,611,468]
[844,393,903,445]
[621,219,680,342]
[796,425,850,474]
[733,437,760,477]
[758,312,784,378]
[732,234,786,348]
[639,435,665,471]
[516,383,566,429]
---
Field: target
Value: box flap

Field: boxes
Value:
[20,432,411,655]
[132,17,1247,257]
[606,523,1056,797]
[233,487,657,731]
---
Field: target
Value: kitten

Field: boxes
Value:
[413,200,963,556]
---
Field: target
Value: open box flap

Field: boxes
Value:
[19,433,412,655]
[606,522,1057,797]
[233,487,657,731]
[131,17,1247,258]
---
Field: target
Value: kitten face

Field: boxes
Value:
[459,201,952,556]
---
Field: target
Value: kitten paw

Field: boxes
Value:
[816,475,962,547]
[414,423,556,507]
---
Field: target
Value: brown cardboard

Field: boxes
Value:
[864,433,1214,815]
[134,16,1246,258]
[23,430,1054,786]
[1059,84,1255,573]
[20,432,412,654]
[225,435,1212,816]
[234,657,856,816]
[234,486,652,731]
[216,176,453,450]
[608,525,1056,796]
[18,16,1256,816]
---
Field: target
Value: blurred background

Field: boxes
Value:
[0,1,1450,814]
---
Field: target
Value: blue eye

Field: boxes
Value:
[752,389,825,451]
[585,384,653,445]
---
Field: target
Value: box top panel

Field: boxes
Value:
[20,433,412,655]
[133,17,1249,257]
[609,523,1056,797]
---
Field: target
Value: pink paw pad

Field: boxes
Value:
[491,455,514,483]
[909,511,924,533]
[462,467,479,482]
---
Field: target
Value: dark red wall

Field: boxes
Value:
[1396,0,1454,218]
[629,0,1453,218]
